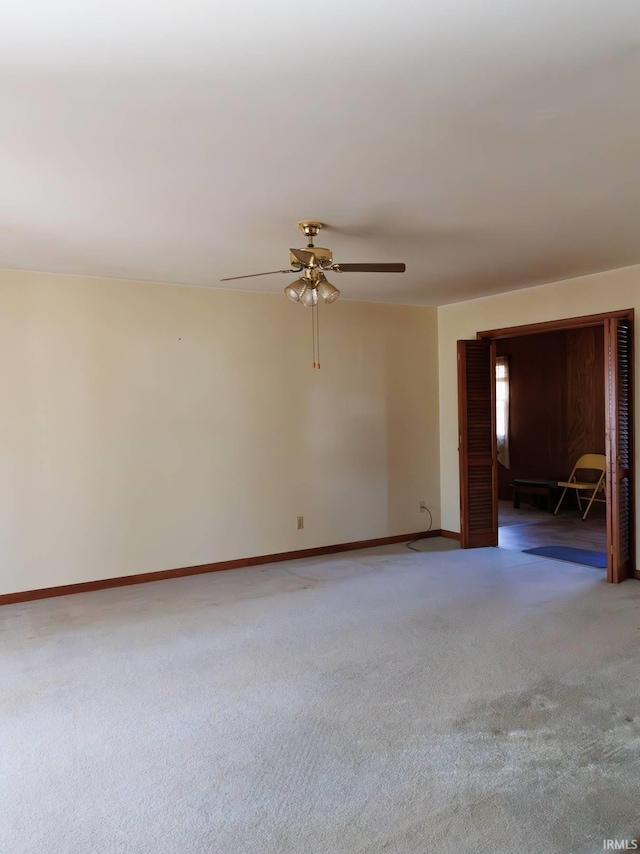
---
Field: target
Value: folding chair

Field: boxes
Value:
[553,453,606,521]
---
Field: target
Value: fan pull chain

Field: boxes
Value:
[315,300,320,369]
[311,300,317,369]
[311,303,320,370]
[310,301,321,369]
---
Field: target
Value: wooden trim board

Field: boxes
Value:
[440,529,462,541]
[478,309,634,341]
[0,529,444,606]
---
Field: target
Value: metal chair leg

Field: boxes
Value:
[554,487,568,515]
[582,490,598,520]
[582,473,606,521]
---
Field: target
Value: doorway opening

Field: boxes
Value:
[457,310,635,583]
[494,326,607,567]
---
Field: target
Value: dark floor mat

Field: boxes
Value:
[522,545,607,568]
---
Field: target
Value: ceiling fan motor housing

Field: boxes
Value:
[289,246,333,270]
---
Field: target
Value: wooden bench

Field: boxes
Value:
[510,478,560,513]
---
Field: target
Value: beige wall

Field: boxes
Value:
[0,270,440,596]
[438,264,640,546]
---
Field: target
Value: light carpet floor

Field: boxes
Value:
[2,539,640,854]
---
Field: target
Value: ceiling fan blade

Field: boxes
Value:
[333,263,406,273]
[290,248,316,266]
[220,269,296,281]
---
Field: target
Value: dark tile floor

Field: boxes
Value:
[498,499,607,556]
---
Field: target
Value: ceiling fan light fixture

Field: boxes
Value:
[284,278,308,302]
[317,277,340,304]
[300,286,318,307]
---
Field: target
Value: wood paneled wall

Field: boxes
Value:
[497,326,605,498]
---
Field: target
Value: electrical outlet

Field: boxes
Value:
[419,501,427,512]
[296,516,304,530]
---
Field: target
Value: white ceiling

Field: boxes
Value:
[1,0,639,305]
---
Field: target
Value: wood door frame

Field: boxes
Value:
[477,309,634,340]
[474,309,637,581]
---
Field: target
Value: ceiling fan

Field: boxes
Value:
[221,221,406,306]
[221,221,406,369]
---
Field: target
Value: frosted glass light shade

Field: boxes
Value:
[300,286,318,307]
[284,278,308,302]
[317,278,340,303]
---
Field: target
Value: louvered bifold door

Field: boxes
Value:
[605,318,635,583]
[457,339,498,548]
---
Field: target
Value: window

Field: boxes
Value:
[496,356,510,468]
